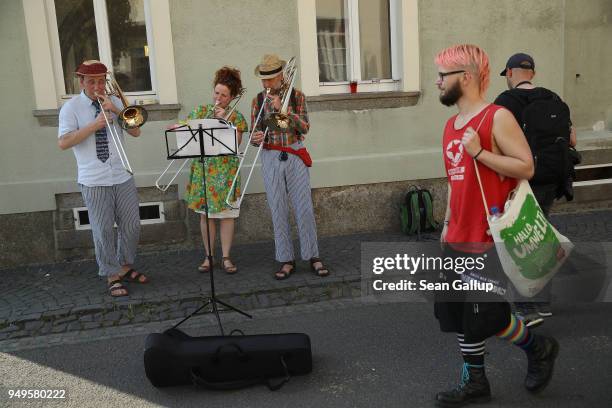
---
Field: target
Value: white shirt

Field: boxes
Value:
[58,91,132,187]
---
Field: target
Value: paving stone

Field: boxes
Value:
[9,331,29,339]
[54,315,78,325]
[104,311,122,322]
[16,312,42,322]
[51,324,68,334]
[118,317,132,326]
[1,212,611,341]
[133,315,151,324]
[67,321,82,331]
[0,324,20,333]
[72,305,99,314]
[82,322,101,330]
[256,294,271,309]
[79,315,94,323]
[24,321,44,331]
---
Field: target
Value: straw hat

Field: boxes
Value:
[254,54,286,79]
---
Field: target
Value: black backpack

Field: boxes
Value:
[400,186,439,238]
[511,91,572,185]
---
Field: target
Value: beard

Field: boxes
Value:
[439,80,462,106]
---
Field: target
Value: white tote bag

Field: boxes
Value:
[474,162,574,297]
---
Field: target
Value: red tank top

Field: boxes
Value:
[442,104,517,248]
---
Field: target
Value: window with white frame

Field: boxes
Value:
[24,0,177,111]
[315,0,400,93]
[47,0,155,98]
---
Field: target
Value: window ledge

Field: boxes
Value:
[306,91,420,112]
[32,103,182,127]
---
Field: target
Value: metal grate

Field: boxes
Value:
[73,202,165,230]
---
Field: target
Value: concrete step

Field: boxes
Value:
[558,130,612,209]
[573,178,612,202]
[575,129,612,165]
[575,163,612,182]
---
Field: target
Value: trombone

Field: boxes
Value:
[96,72,148,175]
[225,57,297,209]
[155,89,246,192]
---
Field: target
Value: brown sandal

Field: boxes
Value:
[274,261,295,280]
[108,279,128,297]
[120,268,149,283]
[198,257,212,273]
[310,257,330,277]
[222,257,238,274]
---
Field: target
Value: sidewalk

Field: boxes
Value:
[1,209,611,342]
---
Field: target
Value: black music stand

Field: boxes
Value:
[163,120,252,335]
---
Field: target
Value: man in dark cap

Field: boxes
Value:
[495,53,576,325]
[58,60,148,297]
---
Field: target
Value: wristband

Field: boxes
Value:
[473,148,484,160]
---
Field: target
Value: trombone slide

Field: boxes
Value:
[225,89,271,209]
[155,159,189,192]
[96,96,134,175]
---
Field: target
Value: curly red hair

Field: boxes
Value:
[213,66,243,97]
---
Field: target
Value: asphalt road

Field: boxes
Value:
[1,300,611,408]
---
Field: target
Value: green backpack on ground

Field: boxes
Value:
[400,186,439,238]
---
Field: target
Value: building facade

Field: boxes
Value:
[1,0,611,268]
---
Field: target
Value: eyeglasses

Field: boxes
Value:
[437,70,466,80]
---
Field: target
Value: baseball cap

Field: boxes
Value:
[500,53,535,76]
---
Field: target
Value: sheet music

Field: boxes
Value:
[172,119,237,157]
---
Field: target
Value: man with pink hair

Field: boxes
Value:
[434,44,559,406]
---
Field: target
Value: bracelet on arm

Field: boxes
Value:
[443,220,450,226]
[473,148,484,160]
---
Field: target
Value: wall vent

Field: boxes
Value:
[73,202,165,230]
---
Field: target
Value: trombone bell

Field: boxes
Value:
[119,106,148,129]
[263,112,291,131]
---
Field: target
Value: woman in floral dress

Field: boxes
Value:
[183,67,248,274]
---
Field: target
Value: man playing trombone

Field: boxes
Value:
[58,60,148,297]
[250,54,330,280]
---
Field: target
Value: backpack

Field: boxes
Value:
[508,90,573,185]
[400,186,439,238]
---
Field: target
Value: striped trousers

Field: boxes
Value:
[80,178,140,276]
[261,143,319,262]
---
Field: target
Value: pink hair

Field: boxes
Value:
[434,44,490,95]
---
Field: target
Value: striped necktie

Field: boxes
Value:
[92,100,109,163]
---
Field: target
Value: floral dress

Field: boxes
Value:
[184,104,248,217]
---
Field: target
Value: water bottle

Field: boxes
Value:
[489,206,502,222]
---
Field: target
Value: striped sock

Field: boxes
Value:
[457,332,485,366]
[496,313,534,349]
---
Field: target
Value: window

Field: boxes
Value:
[297,0,419,97]
[49,0,154,97]
[315,0,399,93]
[24,0,177,110]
